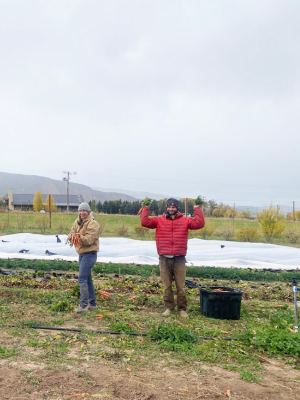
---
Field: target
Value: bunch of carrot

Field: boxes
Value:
[69,233,82,248]
[99,289,111,299]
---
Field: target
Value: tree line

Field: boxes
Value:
[88,197,247,217]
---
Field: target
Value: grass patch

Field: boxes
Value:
[0,346,16,358]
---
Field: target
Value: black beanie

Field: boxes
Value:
[166,198,179,209]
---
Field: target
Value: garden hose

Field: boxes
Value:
[0,324,147,336]
[0,323,238,340]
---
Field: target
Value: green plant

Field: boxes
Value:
[195,196,204,206]
[49,300,70,312]
[142,197,152,206]
[281,227,300,244]
[0,346,16,358]
[109,321,134,332]
[197,222,216,239]
[134,225,148,237]
[257,205,285,242]
[16,214,27,232]
[149,323,198,351]
[36,215,48,233]
[240,370,262,382]
[244,309,300,356]
[97,217,107,236]
[55,220,69,234]
[115,224,128,236]
[239,210,252,219]
[24,371,42,387]
[70,283,80,297]
[215,225,234,240]
[235,227,260,242]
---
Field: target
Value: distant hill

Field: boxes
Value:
[94,187,180,201]
[0,172,137,203]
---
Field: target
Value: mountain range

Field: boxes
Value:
[0,172,137,203]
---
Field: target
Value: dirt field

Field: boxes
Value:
[1,351,300,400]
[0,272,300,399]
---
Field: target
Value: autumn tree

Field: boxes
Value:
[44,194,58,212]
[257,205,285,242]
[239,210,252,219]
[33,191,44,212]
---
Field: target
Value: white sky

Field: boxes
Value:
[1,0,300,205]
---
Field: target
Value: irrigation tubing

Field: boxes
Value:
[0,323,238,341]
[0,324,147,337]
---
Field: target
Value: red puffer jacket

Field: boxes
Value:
[141,206,205,256]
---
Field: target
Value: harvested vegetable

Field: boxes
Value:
[142,197,152,207]
[99,290,111,299]
[68,233,82,248]
[195,195,204,206]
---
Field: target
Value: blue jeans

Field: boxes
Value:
[78,252,97,308]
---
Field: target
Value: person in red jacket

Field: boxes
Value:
[141,198,205,318]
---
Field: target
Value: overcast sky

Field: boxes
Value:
[1,0,300,206]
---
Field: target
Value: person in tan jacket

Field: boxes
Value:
[68,202,100,313]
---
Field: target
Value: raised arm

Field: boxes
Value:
[188,206,205,230]
[140,206,159,229]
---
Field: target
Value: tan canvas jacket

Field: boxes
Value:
[70,214,100,255]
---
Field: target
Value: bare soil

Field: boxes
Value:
[0,356,299,399]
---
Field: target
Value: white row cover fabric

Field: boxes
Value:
[0,233,300,270]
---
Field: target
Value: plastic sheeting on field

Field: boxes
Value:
[0,233,300,270]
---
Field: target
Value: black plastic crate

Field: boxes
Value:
[199,286,243,320]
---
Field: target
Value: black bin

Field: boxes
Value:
[199,286,243,320]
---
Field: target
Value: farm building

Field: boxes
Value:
[4,190,84,212]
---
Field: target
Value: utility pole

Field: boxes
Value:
[185,198,188,216]
[293,201,295,221]
[49,194,52,229]
[63,171,76,212]
[233,203,235,230]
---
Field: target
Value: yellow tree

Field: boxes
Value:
[257,205,285,242]
[33,191,44,212]
[44,194,58,212]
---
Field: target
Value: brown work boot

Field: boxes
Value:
[162,309,173,317]
[178,310,189,318]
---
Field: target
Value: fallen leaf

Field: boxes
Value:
[108,313,114,316]
[274,305,283,308]
[96,315,103,319]
[117,309,125,312]
[126,368,131,372]
[253,330,256,335]
[195,328,202,330]
[226,389,231,397]
[29,306,35,309]
[221,331,229,334]
[289,328,295,333]
[129,296,137,299]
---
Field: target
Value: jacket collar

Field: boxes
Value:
[163,211,183,220]
[77,213,94,225]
